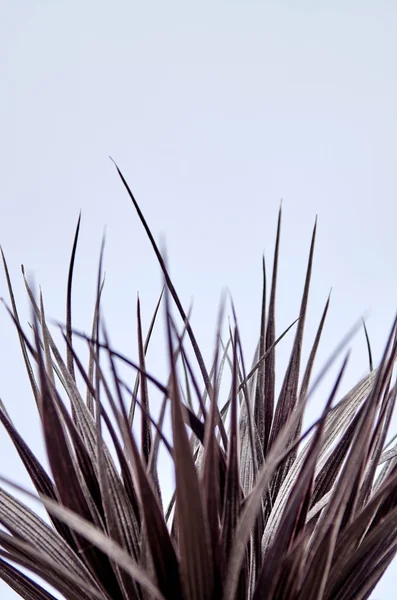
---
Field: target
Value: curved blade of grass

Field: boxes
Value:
[86,275,105,415]
[362,318,374,372]
[221,327,247,597]
[111,159,228,449]
[263,205,281,455]
[1,250,39,403]
[137,296,153,468]
[228,298,259,497]
[269,218,317,459]
[299,291,331,401]
[275,292,331,509]
[254,255,266,468]
[201,297,226,596]
[66,212,81,383]
[129,287,164,425]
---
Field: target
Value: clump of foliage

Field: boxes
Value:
[0,164,396,600]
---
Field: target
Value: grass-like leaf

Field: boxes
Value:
[0,166,396,600]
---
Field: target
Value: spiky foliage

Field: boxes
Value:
[0,165,396,600]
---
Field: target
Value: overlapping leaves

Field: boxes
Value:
[0,166,396,600]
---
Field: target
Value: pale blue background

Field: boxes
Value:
[0,1,396,597]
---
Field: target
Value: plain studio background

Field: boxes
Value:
[1,1,396,598]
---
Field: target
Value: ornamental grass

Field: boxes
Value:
[0,164,396,600]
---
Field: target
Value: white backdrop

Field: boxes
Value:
[0,1,396,597]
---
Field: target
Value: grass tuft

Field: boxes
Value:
[0,165,396,600]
